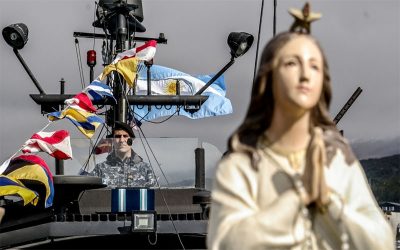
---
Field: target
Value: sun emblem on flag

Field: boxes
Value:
[164,79,180,95]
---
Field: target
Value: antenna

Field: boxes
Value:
[333,87,363,124]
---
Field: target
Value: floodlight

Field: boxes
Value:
[2,23,45,94]
[131,211,157,232]
[195,32,254,96]
[2,23,28,50]
[228,32,254,58]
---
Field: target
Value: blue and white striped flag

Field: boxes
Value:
[83,80,116,103]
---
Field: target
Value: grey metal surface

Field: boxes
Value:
[0,220,208,248]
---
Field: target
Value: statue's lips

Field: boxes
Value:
[297,85,311,93]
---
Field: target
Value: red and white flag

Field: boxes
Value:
[22,130,73,160]
[64,92,97,113]
[112,40,157,64]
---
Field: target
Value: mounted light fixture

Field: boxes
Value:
[2,23,45,94]
[2,23,29,50]
[131,210,157,232]
[227,32,254,58]
[195,31,254,96]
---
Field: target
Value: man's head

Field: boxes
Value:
[112,122,135,157]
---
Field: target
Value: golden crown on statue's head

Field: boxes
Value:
[289,2,322,34]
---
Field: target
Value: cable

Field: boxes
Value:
[132,115,185,250]
[3,103,70,171]
[100,15,113,66]
[148,232,158,246]
[118,65,179,188]
[138,127,171,187]
[137,149,186,249]
[101,22,111,65]
[252,0,265,84]
[80,124,105,172]
[273,0,277,36]
[74,38,86,88]
[132,64,180,124]
[119,79,185,249]
[89,137,96,169]
[137,109,179,124]
[92,2,97,50]
[80,124,111,173]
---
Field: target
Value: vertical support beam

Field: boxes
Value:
[195,148,205,189]
[56,78,65,175]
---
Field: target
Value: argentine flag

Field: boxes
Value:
[134,65,232,121]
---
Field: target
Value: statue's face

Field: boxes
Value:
[272,35,323,114]
[113,129,131,154]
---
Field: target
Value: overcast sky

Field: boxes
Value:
[0,0,399,166]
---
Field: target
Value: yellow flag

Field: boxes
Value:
[100,57,139,88]
[0,175,38,206]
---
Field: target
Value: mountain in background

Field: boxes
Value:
[169,153,400,204]
[351,136,400,160]
[360,154,400,203]
[169,178,214,190]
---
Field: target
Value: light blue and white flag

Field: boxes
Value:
[136,65,224,96]
[133,65,232,120]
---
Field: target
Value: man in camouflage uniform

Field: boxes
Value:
[89,122,156,188]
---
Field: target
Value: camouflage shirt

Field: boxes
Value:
[89,150,156,188]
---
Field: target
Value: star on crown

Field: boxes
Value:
[289,2,322,34]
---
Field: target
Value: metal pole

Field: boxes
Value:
[30,94,209,106]
[56,78,65,175]
[73,32,168,44]
[145,59,153,112]
[145,60,153,96]
[195,148,205,189]
[60,78,65,110]
[195,57,235,95]
[115,13,128,123]
[116,14,127,53]
[13,48,45,94]
[333,87,363,124]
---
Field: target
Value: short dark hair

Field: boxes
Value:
[112,121,135,138]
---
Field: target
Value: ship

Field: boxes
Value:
[0,0,254,249]
[0,1,366,249]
